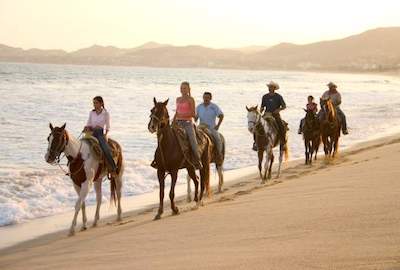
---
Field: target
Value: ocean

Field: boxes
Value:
[1,62,400,226]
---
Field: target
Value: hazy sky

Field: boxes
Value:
[1,0,400,51]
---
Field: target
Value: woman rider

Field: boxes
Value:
[84,96,117,175]
[173,82,203,169]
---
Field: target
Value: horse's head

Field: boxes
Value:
[246,105,260,134]
[320,97,336,120]
[45,123,68,164]
[148,97,170,133]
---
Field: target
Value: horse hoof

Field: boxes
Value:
[154,214,162,220]
[92,223,97,228]
[68,230,75,237]
[172,209,180,215]
[117,216,122,222]
[186,196,192,203]
[80,226,87,231]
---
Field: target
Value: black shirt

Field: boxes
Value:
[261,93,286,113]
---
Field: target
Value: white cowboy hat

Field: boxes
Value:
[327,82,337,88]
[266,81,280,90]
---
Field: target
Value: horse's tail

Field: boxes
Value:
[110,146,123,206]
[284,140,289,162]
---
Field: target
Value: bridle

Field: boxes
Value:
[47,130,69,163]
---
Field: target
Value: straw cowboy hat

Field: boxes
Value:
[267,81,280,90]
[327,82,337,88]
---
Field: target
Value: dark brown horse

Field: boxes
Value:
[302,109,321,164]
[319,98,341,158]
[148,98,212,220]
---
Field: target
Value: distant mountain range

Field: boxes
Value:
[1,27,400,72]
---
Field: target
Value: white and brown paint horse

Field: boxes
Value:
[45,123,124,235]
[246,106,289,182]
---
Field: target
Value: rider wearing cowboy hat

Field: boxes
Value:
[320,82,349,135]
[259,81,287,145]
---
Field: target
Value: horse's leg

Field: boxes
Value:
[262,148,269,183]
[276,143,284,178]
[115,174,123,221]
[169,170,179,215]
[73,184,87,231]
[268,151,274,180]
[308,140,313,165]
[314,136,320,160]
[154,169,165,220]
[187,168,199,202]
[258,148,264,180]
[186,173,192,202]
[93,180,102,227]
[304,139,309,165]
[322,135,328,157]
[216,164,224,193]
[69,180,90,236]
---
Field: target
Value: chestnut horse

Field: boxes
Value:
[45,123,124,235]
[148,98,212,220]
[302,109,321,164]
[319,98,341,158]
[246,106,289,182]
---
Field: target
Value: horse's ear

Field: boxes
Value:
[246,106,250,112]
[61,123,66,130]
[153,97,157,105]
[163,99,169,106]
[49,123,54,130]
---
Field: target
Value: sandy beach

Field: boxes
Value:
[1,134,400,269]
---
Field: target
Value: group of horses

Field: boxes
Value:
[45,97,341,235]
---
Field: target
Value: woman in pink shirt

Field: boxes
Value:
[173,82,202,169]
[298,95,318,134]
[84,96,117,173]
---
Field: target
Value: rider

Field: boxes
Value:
[84,96,117,175]
[256,81,287,150]
[173,81,203,169]
[320,82,349,135]
[195,91,224,163]
[298,95,318,134]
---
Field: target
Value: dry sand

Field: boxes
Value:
[1,135,400,270]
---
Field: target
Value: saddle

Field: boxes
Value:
[82,133,120,168]
[198,124,223,162]
[262,113,289,133]
[173,124,209,168]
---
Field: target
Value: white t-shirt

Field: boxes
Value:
[86,109,110,131]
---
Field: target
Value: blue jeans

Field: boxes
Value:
[177,120,201,162]
[208,128,222,155]
[92,128,117,171]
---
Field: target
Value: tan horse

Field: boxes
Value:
[45,123,124,235]
[319,98,341,158]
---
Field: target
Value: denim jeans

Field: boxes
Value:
[92,128,117,171]
[208,128,222,155]
[177,120,201,161]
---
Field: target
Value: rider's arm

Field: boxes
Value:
[105,111,110,136]
[194,105,199,122]
[216,114,224,130]
[190,97,196,119]
[260,95,266,113]
[335,93,342,106]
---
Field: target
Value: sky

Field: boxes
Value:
[1,0,400,51]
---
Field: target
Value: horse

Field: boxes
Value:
[148,98,213,220]
[302,109,321,164]
[186,128,225,201]
[319,98,341,158]
[45,123,124,236]
[246,106,289,182]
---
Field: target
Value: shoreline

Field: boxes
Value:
[1,131,400,254]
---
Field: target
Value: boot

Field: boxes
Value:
[252,142,258,151]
